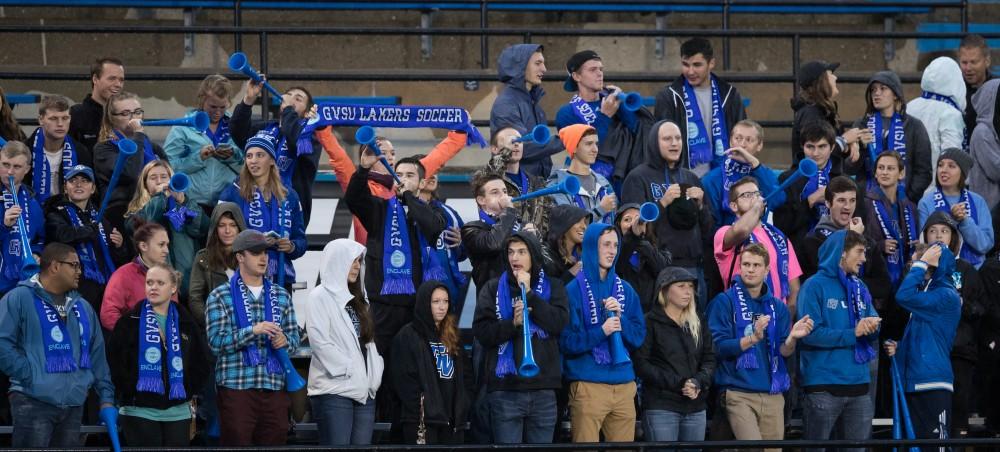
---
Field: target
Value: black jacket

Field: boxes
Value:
[346,167,446,306]
[68,94,102,165]
[109,302,212,410]
[92,132,167,232]
[230,102,321,226]
[772,163,847,251]
[622,120,714,267]
[790,100,850,171]
[653,76,746,170]
[617,233,671,313]
[461,207,521,293]
[43,197,130,270]
[391,281,470,428]
[634,307,716,414]
[951,258,986,362]
[850,115,933,204]
[976,256,1000,362]
[473,231,569,392]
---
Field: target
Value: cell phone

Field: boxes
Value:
[264,230,281,240]
[215,144,234,154]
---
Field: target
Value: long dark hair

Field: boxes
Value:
[347,275,375,345]
[206,211,240,272]
[0,86,25,142]
[795,75,839,123]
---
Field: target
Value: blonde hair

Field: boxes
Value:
[196,74,233,109]
[98,91,141,143]
[126,160,174,218]
[237,158,287,203]
[658,282,701,346]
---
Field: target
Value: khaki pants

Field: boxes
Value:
[568,381,636,443]
[725,390,784,452]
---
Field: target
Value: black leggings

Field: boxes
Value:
[121,415,190,447]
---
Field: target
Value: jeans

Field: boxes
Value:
[9,392,83,448]
[310,394,376,446]
[489,390,557,444]
[802,391,873,452]
[643,409,706,450]
[120,415,190,447]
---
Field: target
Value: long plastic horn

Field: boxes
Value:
[764,158,819,204]
[517,283,540,378]
[168,172,191,193]
[617,91,644,112]
[228,52,282,98]
[274,347,306,392]
[355,126,402,185]
[7,176,39,279]
[511,175,580,202]
[96,139,138,223]
[142,111,210,132]
[0,136,6,147]
[639,201,660,223]
[513,124,551,145]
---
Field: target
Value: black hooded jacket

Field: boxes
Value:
[615,203,672,313]
[621,120,713,267]
[473,231,569,392]
[391,281,470,428]
[635,304,715,414]
[542,204,590,284]
[462,207,522,293]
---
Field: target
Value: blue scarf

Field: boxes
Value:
[382,196,415,295]
[722,157,754,215]
[727,276,789,394]
[432,200,467,288]
[33,291,90,373]
[165,196,198,232]
[304,103,487,147]
[574,181,612,224]
[932,187,983,267]
[65,203,115,284]
[836,269,877,364]
[866,113,907,187]
[261,122,311,191]
[746,223,791,301]
[494,269,551,378]
[31,129,76,202]
[801,159,832,225]
[2,184,34,281]
[506,171,530,197]
[871,187,917,286]
[111,131,155,165]
[682,75,728,168]
[203,115,231,148]
[569,95,599,125]
[136,300,186,400]
[575,270,627,366]
[922,91,968,151]
[239,185,291,281]
[229,269,282,374]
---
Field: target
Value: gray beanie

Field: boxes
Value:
[937,148,973,181]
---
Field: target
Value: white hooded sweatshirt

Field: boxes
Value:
[907,56,968,191]
[306,239,383,403]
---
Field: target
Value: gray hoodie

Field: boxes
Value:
[489,44,565,178]
[969,79,1000,211]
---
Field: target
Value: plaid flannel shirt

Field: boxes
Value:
[205,282,299,391]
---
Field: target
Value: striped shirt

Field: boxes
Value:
[205,282,299,391]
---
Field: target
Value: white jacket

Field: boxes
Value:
[907,56,967,190]
[306,239,383,403]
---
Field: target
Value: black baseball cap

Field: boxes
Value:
[798,60,840,88]
[564,50,602,92]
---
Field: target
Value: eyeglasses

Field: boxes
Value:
[111,109,144,118]
[58,260,82,271]
[736,191,762,200]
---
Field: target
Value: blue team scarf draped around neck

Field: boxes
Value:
[569,95,599,125]
[871,187,917,286]
[722,157,754,214]
[432,200,467,288]
[65,204,116,284]
[745,223,791,301]
[2,184,33,281]
[31,129,76,202]
[261,122,306,191]
[239,184,290,281]
[921,91,969,151]
[111,130,156,165]
[574,180,613,224]
[801,159,832,225]
[865,113,907,188]
[682,75,728,168]
[33,283,91,373]
[203,114,231,148]
[229,269,282,374]
[495,269,551,378]
[727,276,789,394]
[136,300,185,400]
[575,270,627,366]
[382,196,416,295]
[837,269,877,364]
[933,187,983,267]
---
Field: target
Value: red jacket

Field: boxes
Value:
[100,260,179,330]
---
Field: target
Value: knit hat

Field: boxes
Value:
[246,129,279,161]
[655,267,698,293]
[666,184,699,231]
[564,50,601,92]
[937,147,973,180]
[559,124,596,159]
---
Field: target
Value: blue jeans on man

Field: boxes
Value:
[489,390,557,444]
[309,394,376,446]
[643,409,706,450]
[9,391,84,448]
[802,391,873,452]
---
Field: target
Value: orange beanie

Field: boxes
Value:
[558,124,595,159]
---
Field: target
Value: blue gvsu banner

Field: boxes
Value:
[305,103,487,147]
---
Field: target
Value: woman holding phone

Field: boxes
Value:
[164,74,244,215]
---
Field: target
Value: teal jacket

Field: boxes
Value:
[130,192,210,295]
[163,112,244,206]
[0,277,115,407]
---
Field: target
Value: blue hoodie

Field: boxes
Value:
[707,280,791,393]
[797,230,880,387]
[895,245,962,393]
[490,44,565,178]
[0,276,115,407]
[560,223,646,384]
